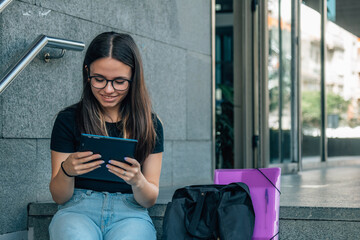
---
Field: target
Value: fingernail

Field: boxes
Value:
[101,160,105,164]
[106,164,109,168]
[124,157,127,161]
[108,160,112,164]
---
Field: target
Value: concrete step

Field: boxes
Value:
[279,206,360,239]
[28,202,360,240]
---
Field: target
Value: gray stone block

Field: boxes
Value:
[186,52,211,140]
[130,35,187,141]
[0,16,2,71]
[0,96,3,138]
[176,0,211,55]
[19,0,34,4]
[0,138,53,234]
[157,185,178,204]
[159,141,173,187]
[172,141,212,185]
[91,0,138,34]
[1,54,82,138]
[132,0,180,47]
[0,193,28,234]
[0,139,37,234]
[35,139,53,201]
[135,36,187,141]
[35,0,90,20]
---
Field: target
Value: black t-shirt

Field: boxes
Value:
[50,104,164,193]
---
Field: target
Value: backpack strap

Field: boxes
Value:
[186,190,220,239]
[186,191,206,235]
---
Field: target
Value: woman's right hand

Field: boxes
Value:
[61,151,104,177]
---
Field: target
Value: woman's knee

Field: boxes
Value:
[104,218,156,240]
[49,212,101,240]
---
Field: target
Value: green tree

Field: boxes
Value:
[327,92,349,116]
[302,91,349,128]
[302,91,321,128]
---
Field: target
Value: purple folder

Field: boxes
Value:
[214,168,281,240]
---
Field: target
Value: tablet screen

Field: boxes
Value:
[78,133,138,182]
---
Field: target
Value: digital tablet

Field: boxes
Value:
[78,133,138,182]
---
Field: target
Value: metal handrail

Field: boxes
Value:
[0,34,85,94]
[0,0,13,13]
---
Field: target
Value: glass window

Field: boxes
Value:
[325,1,360,161]
[300,0,322,163]
[215,0,234,169]
[268,0,293,164]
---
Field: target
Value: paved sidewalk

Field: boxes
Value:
[280,164,360,208]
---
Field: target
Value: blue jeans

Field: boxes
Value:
[49,189,156,240]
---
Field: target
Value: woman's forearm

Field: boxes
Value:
[49,151,103,204]
[106,154,162,208]
[132,175,159,208]
[49,168,75,205]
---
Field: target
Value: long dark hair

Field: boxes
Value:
[77,32,156,164]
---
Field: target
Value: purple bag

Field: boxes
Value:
[214,168,281,240]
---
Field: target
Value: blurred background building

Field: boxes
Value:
[215,0,360,170]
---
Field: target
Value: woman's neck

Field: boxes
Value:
[103,109,120,123]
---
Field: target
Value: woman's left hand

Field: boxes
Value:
[107,157,145,187]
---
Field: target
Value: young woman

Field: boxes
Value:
[49,32,163,240]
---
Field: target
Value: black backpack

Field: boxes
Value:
[162,182,255,240]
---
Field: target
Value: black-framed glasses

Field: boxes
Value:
[88,75,132,91]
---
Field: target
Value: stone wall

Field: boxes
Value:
[0,0,212,235]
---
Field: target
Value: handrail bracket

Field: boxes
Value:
[44,49,66,63]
